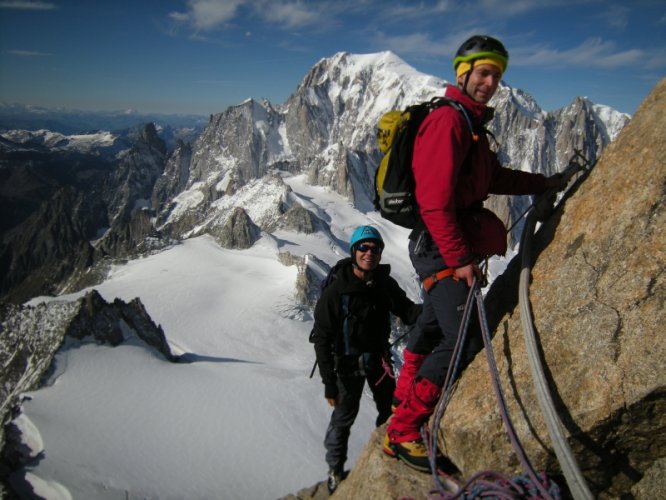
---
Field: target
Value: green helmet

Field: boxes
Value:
[453,35,509,74]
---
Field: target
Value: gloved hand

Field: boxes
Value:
[325,382,338,406]
[534,193,556,222]
[544,173,568,191]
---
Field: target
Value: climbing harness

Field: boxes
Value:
[421,151,595,499]
[422,268,456,293]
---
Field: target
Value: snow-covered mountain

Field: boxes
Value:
[153,51,629,250]
[0,51,633,499]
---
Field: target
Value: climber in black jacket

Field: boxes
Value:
[311,225,422,493]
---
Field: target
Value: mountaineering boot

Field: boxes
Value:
[382,432,396,457]
[392,348,428,411]
[384,431,444,472]
[327,468,342,494]
[389,439,431,472]
[385,377,442,471]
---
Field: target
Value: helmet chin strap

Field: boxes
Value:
[459,60,475,98]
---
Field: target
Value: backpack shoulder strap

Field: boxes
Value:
[341,294,353,355]
[443,99,479,143]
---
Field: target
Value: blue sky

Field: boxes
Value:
[0,0,664,117]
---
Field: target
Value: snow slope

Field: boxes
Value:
[15,174,421,500]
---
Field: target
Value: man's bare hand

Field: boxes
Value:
[454,263,481,287]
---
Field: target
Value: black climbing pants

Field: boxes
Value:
[324,365,394,472]
[407,238,483,388]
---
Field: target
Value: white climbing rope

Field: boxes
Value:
[517,154,594,500]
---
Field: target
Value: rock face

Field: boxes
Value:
[211,206,260,249]
[325,79,665,499]
[0,123,168,303]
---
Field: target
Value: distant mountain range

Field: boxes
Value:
[0,51,630,304]
[0,102,208,136]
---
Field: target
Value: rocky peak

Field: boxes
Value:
[210,206,260,249]
[158,51,627,247]
[188,98,284,190]
[138,122,167,156]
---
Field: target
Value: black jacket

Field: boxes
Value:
[311,258,422,398]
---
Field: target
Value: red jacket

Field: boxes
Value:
[412,85,548,268]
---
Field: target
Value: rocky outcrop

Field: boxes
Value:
[320,79,665,499]
[210,206,260,249]
[0,290,176,482]
[276,203,319,234]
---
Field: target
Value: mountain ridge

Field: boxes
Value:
[0,50,629,304]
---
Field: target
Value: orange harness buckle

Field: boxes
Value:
[422,268,455,293]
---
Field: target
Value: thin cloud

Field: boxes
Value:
[372,29,654,73]
[169,0,246,31]
[170,0,347,33]
[257,1,321,29]
[373,31,452,58]
[377,0,452,22]
[513,37,643,69]
[372,28,493,60]
[0,1,56,9]
[7,49,51,56]
[376,0,589,23]
[474,0,597,17]
[598,4,630,30]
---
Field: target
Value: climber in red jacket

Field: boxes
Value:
[383,34,566,471]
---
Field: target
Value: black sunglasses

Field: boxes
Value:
[356,243,382,255]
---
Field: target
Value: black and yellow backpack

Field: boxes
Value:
[373,96,477,228]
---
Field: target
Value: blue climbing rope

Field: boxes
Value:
[424,278,559,499]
